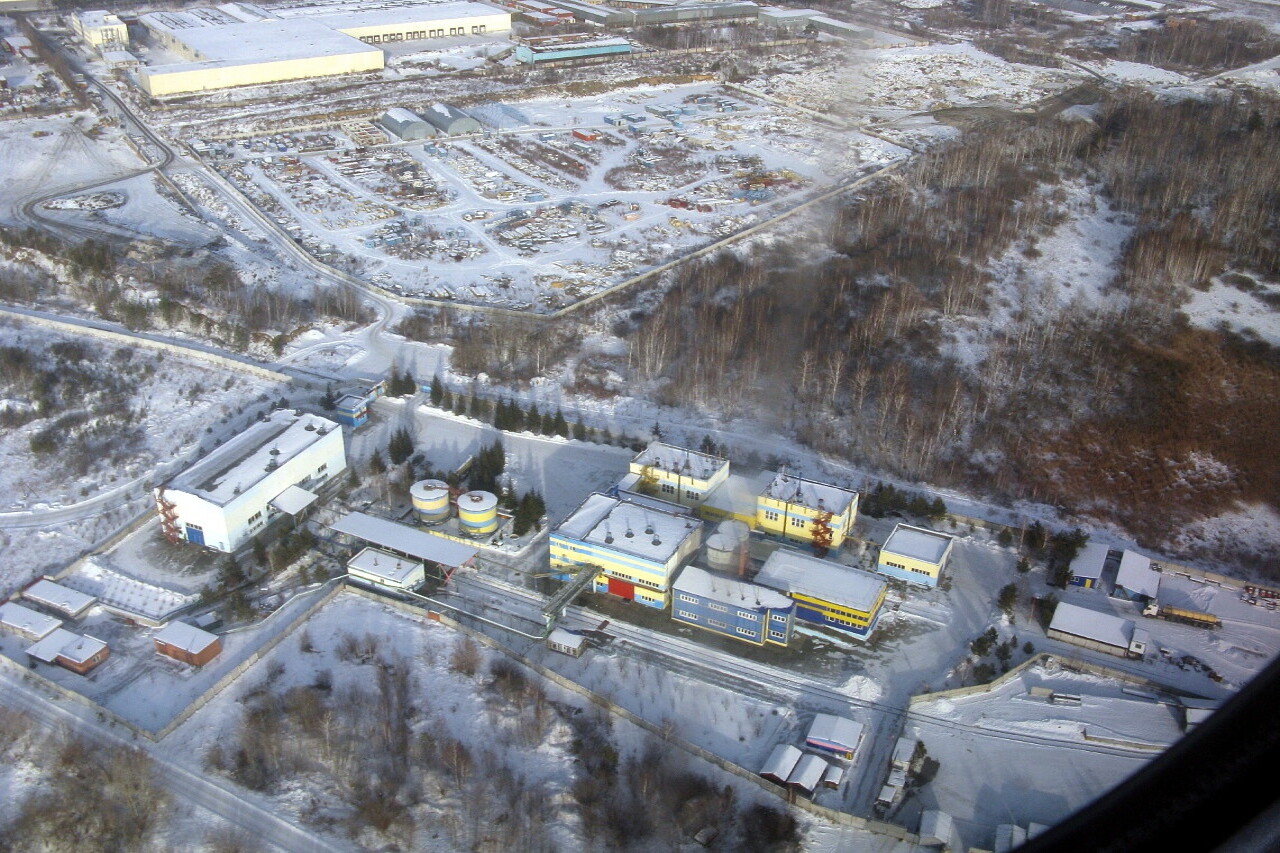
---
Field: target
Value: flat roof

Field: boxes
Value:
[347,546,424,585]
[142,13,380,64]
[882,524,953,564]
[1049,601,1133,649]
[755,548,885,612]
[702,470,772,518]
[23,579,96,615]
[806,713,864,751]
[555,493,701,564]
[548,627,586,649]
[170,411,339,507]
[673,565,791,611]
[1116,550,1161,599]
[311,1,508,28]
[761,471,855,515]
[153,620,220,655]
[0,601,62,639]
[330,512,478,567]
[632,441,727,481]
[1070,541,1111,580]
[271,484,318,515]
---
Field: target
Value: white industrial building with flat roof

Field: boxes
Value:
[0,601,62,642]
[22,579,97,619]
[155,411,346,554]
[138,0,511,97]
[346,546,427,591]
[1047,601,1135,658]
[73,10,128,49]
[876,523,955,588]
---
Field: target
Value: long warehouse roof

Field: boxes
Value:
[330,512,478,567]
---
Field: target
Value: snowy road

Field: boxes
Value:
[0,671,349,853]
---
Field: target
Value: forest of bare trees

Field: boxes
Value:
[607,90,1280,567]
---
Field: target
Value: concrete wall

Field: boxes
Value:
[140,51,384,97]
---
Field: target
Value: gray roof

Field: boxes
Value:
[755,549,885,612]
[1116,550,1161,599]
[1049,601,1134,649]
[153,620,220,655]
[330,512,478,567]
[1070,541,1110,580]
[881,523,953,564]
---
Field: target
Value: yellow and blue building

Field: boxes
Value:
[550,493,702,608]
[1068,541,1110,589]
[876,523,955,588]
[755,472,858,550]
[624,441,730,508]
[754,548,886,639]
[671,565,794,646]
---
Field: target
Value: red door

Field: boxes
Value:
[607,577,635,600]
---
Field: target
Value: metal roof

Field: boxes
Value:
[330,512,478,567]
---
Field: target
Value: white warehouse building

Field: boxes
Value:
[72,10,129,49]
[137,1,510,97]
[154,411,346,553]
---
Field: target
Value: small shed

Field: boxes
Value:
[26,628,110,675]
[153,620,222,666]
[1047,601,1135,658]
[759,743,802,784]
[0,601,62,642]
[423,103,481,136]
[346,546,426,592]
[1069,541,1110,588]
[805,713,865,759]
[547,627,587,657]
[891,736,919,771]
[919,809,954,848]
[786,753,828,796]
[23,578,96,619]
[381,107,435,141]
[821,762,845,789]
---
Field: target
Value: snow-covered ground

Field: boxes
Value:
[1182,274,1280,346]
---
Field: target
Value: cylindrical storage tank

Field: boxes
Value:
[717,519,751,545]
[411,479,451,524]
[705,532,738,572]
[457,490,499,535]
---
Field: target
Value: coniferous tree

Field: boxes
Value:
[552,408,569,438]
[388,427,415,466]
[430,374,444,406]
[573,417,587,441]
[527,403,541,433]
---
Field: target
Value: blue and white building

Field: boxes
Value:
[754,548,887,639]
[1069,541,1110,589]
[671,565,794,646]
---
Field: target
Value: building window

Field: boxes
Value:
[885,560,906,570]
[678,593,697,603]
[790,516,807,528]
[738,611,758,621]
[685,490,700,500]
[764,510,780,522]
[678,610,697,619]
[736,626,754,636]
[709,619,727,629]
[661,483,676,494]
[770,630,787,640]
[709,603,727,612]
[317,463,328,473]
[770,613,787,624]
[248,511,262,523]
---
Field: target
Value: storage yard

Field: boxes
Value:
[200,84,906,310]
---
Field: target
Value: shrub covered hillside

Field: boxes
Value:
[617,90,1280,570]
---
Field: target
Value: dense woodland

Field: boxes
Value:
[608,90,1280,568]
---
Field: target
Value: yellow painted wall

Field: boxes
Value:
[337,12,511,41]
[140,51,384,97]
[755,493,857,549]
[878,552,942,582]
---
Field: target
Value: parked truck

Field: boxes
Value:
[1142,600,1221,629]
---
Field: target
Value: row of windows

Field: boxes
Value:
[769,629,787,640]
[362,25,487,44]
[604,571,661,590]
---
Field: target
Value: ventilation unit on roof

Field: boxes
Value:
[652,536,661,546]
[625,527,634,538]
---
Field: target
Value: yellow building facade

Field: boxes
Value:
[755,472,858,550]
[627,441,729,508]
[876,523,954,588]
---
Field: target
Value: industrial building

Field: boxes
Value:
[787,753,829,797]
[754,548,886,638]
[137,1,511,97]
[25,629,110,675]
[514,33,632,65]
[1069,541,1110,589]
[421,102,481,136]
[1114,550,1161,602]
[346,546,427,592]
[381,107,435,140]
[757,6,820,30]
[760,743,803,784]
[331,376,386,428]
[155,411,346,553]
[805,713,864,759]
[72,10,128,50]
[1046,601,1137,658]
[153,620,223,666]
[625,441,729,508]
[876,523,955,588]
[0,601,61,642]
[755,471,858,550]
[547,627,587,656]
[21,578,96,619]
[550,492,703,608]
[671,564,794,646]
[328,512,478,579]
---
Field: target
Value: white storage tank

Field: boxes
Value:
[457,490,499,535]
[705,532,738,572]
[718,519,751,545]
[411,479,451,524]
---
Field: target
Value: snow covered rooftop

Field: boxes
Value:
[0,601,61,639]
[920,810,954,846]
[755,549,885,612]
[1070,541,1111,580]
[26,628,106,665]
[330,512,478,567]
[881,523,953,564]
[761,471,855,515]
[153,620,220,655]
[702,471,772,519]
[1116,550,1161,599]
[555,493,701,564]
[631,441,727,481]
[171,411,339,507]
[271,484,318,515]
[547,627,586,651]
[806,713,864,752]
[63,561,193,622]
[309,1,508,29]
[22,579,96,617]
[787,753,828,791]
[142,13,380,65]
[1049,602,1134,649]
[892,736,918,767]
[346,547,424,585]
[673,565,792,611]
[760,743,802,779]
[383,107,424,125]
